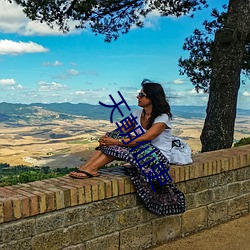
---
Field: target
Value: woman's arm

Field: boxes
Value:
[102,122,168,147]
[99,119,136,145]
[122,122,168,146]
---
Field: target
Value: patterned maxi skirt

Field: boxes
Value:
[96,130,186,216]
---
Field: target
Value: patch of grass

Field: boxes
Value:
[0,164,78,187]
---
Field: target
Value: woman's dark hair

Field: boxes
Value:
[141,79,172,129]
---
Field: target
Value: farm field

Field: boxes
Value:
[0,114,249,168]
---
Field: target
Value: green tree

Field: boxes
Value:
[200,0,250,152]
[179,5,250,92]
[8,0,250,152]
[179,3,250,152]
[8,0,208,42]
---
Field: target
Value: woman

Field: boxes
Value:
[69,79,185,215]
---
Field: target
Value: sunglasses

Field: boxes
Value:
[138,92,146,98]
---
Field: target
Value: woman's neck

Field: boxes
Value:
[143,107,152,117]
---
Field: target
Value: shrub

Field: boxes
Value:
[0,165,78,187]
[234,137,250,147]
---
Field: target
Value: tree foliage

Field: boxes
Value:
[8,0,208,41]
[234,137,250,147]
[179,5,250,92]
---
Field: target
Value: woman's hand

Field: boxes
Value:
[99,136,117,147]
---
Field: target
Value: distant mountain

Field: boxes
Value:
[30,102,133,121]
[0,102,249,124]
[171,105,206,119]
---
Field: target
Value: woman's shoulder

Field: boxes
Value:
[153,113,172,127]
[155,113,171,120]
[132,109,143,116]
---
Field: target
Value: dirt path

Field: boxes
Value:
[151,213,250,250]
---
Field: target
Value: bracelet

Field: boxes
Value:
[118,139,122,146]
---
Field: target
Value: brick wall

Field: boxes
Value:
[0,145,250,250]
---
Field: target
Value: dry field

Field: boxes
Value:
[0,115,249,167]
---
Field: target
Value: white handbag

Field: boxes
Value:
[170,136,193,165]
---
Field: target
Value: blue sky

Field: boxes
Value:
[0,0,249,109]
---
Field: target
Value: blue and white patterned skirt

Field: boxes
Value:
[96,130,185,216]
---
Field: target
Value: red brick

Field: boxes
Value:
[124,177,131,194]
[95,176,113,199]
[55,178,85,205]
[184,165,191,181]
[19,185,53,213]
[82,184,92,203]
[169,167,177,182]
[189,164,195,179]
[130,183,136,193]
[100,174,118,197]
[83,179,103,201]
[20,196,30,218]
[64,185,78,206]
[47,187,64,210]
[98,181,105,200]
[198,163,204,177]
[91,183,99,201]
[10,189,38,216]
[208,161,213,175]
[221,158,229,172]
[0,187,16,198]
[194,163,201,178]
[32,190,47,214]
[104,180,112,198]
[179,166,185,181]
[12,197,22,220]
[116,176,125,195]
[29,180,48,187]
[2,198,12,222]
[0,200,4,223]
[52,186,70,208]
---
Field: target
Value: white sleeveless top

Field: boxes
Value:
[132,109,172,161]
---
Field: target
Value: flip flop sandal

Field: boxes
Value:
[69,169,100,179]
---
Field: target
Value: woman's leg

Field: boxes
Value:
[69,150,116,178]
[81,150,103,168]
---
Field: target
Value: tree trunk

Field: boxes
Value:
[200,0,250,152]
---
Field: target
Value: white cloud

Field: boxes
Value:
[0,39,48,55]
[74,88,112,103]
[17,84,24,89]
[43,60,63,66]
[68,69,80,76]
[75,91,86,95]
[165,87,209,107]
[189,89,198,94]
[0,78,24,91]
[243,91,250,97]
[175,91,186,97]
[172,79,185,85]
[0,0,83,36]
[144,9,161,29]
[0,78,16,85]
[38,81,68,91]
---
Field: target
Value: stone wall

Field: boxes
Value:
[0,145,249,250]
